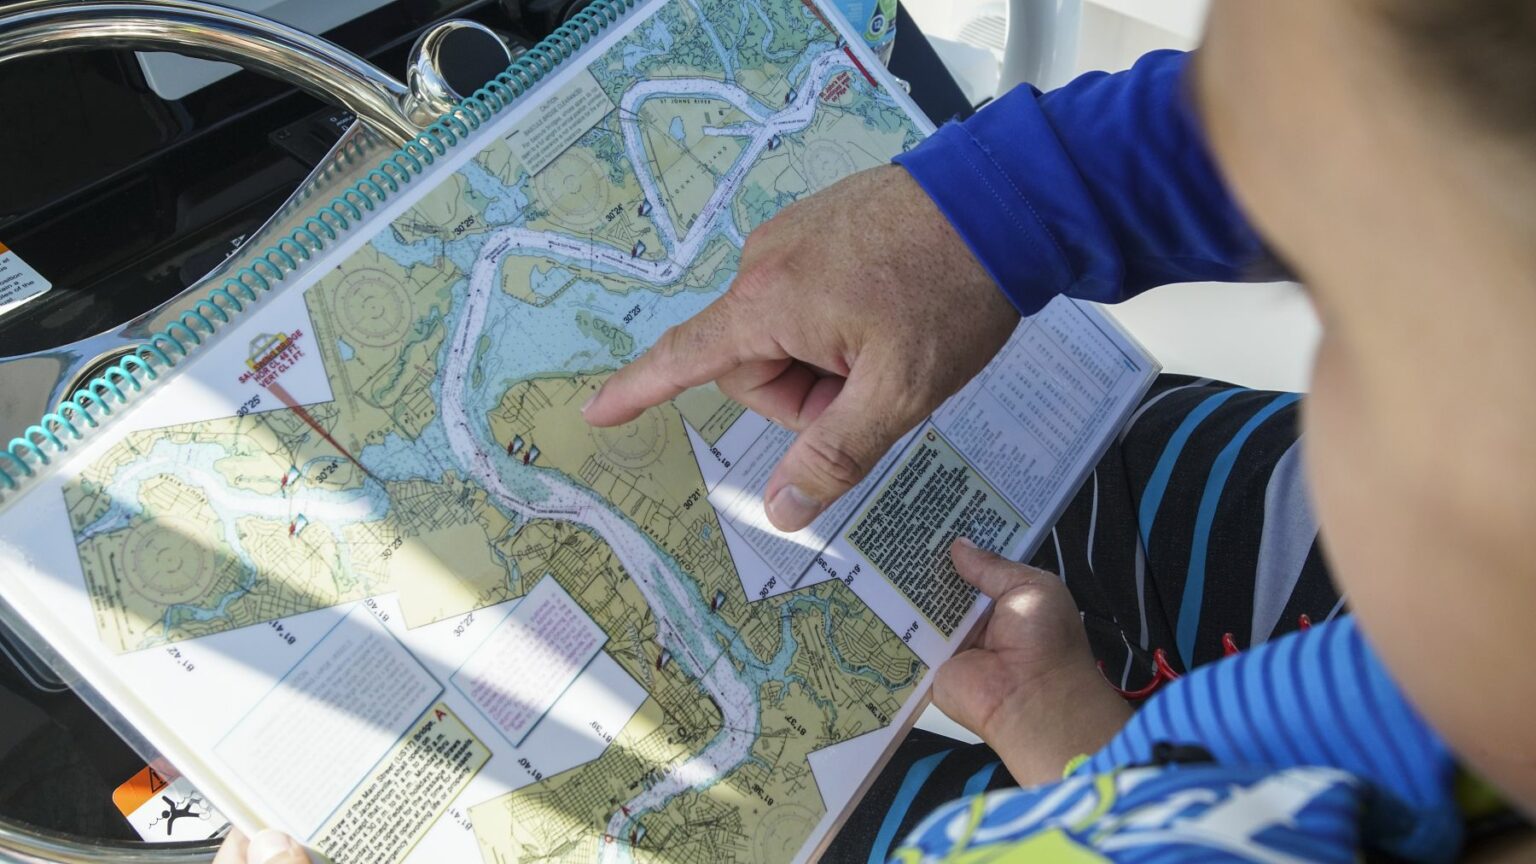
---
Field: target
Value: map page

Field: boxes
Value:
[0,0,1158,862]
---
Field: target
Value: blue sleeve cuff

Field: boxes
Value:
[894,51,1279,317]
[893,85,1099,318]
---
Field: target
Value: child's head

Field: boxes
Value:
[1196,0,1536,809]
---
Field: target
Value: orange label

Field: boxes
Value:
[113,766,173,816]
[0,241,9,254]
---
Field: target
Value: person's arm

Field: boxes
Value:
[585,52,1270,533]
[895,50,1283,317]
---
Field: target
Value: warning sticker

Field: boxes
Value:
[0,242,51,318]
[113,766,230,843]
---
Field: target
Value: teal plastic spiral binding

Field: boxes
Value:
[0,0,638,498]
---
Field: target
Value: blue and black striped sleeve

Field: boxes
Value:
[892,50,1282,317]
[1081,616,1463,861]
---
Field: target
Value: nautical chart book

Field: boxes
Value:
[0,0,1158,860]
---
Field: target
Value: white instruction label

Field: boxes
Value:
[452,574,606,747]
[501,69,616,178]
[215,608,441,840]
[0,242,50,318]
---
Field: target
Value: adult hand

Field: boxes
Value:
[212,829,309,864]
[582,165,1017,532]
[935,539,1132,786]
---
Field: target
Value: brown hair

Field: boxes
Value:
[1380,0,1536,139]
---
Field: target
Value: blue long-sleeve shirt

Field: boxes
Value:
[893,50,1284,317]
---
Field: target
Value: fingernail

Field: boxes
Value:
[247,830,301,864]
[767,485,821,531]
[581,392,599,415]
[956,536,979,550]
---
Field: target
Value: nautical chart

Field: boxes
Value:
[59,0,944,860]
[0,1,1161,861]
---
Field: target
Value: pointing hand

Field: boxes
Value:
[582,165,1016,531]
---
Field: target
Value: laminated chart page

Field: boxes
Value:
[0,0,1157,862]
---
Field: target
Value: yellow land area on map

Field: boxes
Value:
[65,408,389,653]
[394,370,742,628]
[467,551,923,864]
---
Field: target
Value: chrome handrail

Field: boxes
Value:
[0,0,422,145]
[405,18,511,124]
[0,815,217,863]
[0,0,500,448]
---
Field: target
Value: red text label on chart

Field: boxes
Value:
[238,330,306,387]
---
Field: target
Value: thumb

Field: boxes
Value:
[246,830,309,864]
[932,647,1008,740]
[950,538,1051,600]
[762,363,918,531]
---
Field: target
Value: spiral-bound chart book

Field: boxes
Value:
[0,0,1157,860]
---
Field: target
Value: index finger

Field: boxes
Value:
[582,291,766,427]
